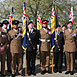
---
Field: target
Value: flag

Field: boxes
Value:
[55,8,58,27]
[51,4,56,50]
[22,2,27,51]
[69,7,74,29]
[9,7,15,30]
[37,16,43,30]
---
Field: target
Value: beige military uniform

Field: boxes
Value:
[8,29,23,74]
[0,31,8,75]
[64,29,77,71]
[40,28,51,71]
[2,29,12,72]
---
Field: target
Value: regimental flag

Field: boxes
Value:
[69,7,74,29]
[22,2,27,51]
[9,7,15,30]
[51,4,56,50]
[55,8,59,28]
[37,16,43,30]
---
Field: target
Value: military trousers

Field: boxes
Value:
[40,51,50,71]
[11,53,23,74]
[0,52,6,75]
[65,52,75,71]
[7,48,12,71]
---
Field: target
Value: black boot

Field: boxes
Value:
[65,71,70,74]
[32,71,36,76]
[41,70,46,75]
[70,71,74,75]
[12,74,15,77]
[28,71,31,76]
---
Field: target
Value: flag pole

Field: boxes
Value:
[25,50,27,76]
[52,49,54,73]
[24,0,27,76]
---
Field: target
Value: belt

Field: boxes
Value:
[40,39,50,42]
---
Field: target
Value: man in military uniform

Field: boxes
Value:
[8,20,23,77]
[2,20,12,73]
[64,21,77,75]
[54,25,64,73]
[26,21,39,76]
[0,22,8,76]
[39,20,52,74]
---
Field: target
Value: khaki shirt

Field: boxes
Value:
[8,29,23,53]
[40,28,52,51]
[64,29,77,52]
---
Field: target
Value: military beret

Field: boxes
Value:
[2,20,9,24]
[28,21,33,25]
[56,25,61,28]
[67,21,73,25]
[12,20,19,25]
[62,25,66,28]
[42,20,49,24]
[0,23,3,27]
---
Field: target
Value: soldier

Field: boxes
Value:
[39,20,52,74]
[2,20,12,73]
[26,21,39,76]
[64,21,77,75]
[54,25,64,73]
[8,20,23,77]
[0,22,8,76]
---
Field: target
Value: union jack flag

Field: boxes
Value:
[9,7,15,30]
[69,7,74,29]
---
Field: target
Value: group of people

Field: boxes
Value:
[0,20,23,77]
[0,19,77,77]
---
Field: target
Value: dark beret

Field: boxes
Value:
[67,21,73,25]
[56,25,61,28]
[2,20,9,24]
[28,21,33,25]
[12,20,19,25]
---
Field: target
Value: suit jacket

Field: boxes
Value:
[0,31,8,54]
[54,32,64,52]
[64,29,77,52]
[39,28,52,51]
[8,29,23,53]
[26,29,39,51]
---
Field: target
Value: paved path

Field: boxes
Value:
[0,55,77,77]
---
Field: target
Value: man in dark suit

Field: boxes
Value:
[26,21,39,76]
[54,25,64,73]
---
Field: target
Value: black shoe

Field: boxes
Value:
[65,71,70,74]
[12,74,15,77]
[54,70,58,73]
[18,73,23,76]
[7,70,12,73]
[1,74,6,76]
[32,71,36,76]
[46,70,51,74]
[70,71,74,75]
[28,71,31,76]
[59,71,62,73]
[41,70,46,75]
